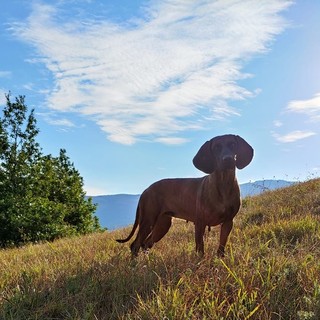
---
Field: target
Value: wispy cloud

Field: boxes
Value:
[273,130,316,143]
[37,112,76,129]
[11,0,291,144]
[0,71,12,78]
[273,120,283,127]
[46,118,75,128]
[155,137,189,145]
[286,93,320,121]
[273,93,320,144]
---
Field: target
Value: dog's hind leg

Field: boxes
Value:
[130,201,159,256]
[143,213,172,250]
[130,218,154,256]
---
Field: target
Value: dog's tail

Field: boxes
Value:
[116,205,140,243]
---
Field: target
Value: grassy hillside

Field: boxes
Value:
[1,178,320,319]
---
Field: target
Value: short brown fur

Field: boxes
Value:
[116,134,253,257]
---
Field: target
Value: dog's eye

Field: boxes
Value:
[214,143,222,153]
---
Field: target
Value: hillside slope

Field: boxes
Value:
[1,178,320,319]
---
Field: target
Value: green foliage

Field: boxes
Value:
[0,93,100,246]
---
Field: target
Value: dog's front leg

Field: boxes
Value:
[195,221,206,255]
[217,219,233,257]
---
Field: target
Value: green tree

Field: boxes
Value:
[29,151,99,239]
[0,93,100,246]
[0,94,41,195]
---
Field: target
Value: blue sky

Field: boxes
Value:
[0,0,320,195]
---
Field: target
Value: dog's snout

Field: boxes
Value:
[221,154,236,169]
[222,155,234,162]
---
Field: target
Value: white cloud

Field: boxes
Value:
[37,112,76,128]
[47,118,75,127]
[11,0,291,144]
[286,93,320,121]
[273,120,283,127]
[0,71,11,78]
[273,130,316,143]
[155,137,189,145]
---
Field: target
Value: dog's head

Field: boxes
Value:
[193,134,254,174]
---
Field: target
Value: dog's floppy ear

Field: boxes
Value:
[193,140,215,174]
[235,135,254,169]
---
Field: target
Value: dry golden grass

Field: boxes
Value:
[1,178,320,319]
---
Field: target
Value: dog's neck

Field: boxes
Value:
[208,168,238,197]
[198,168,239,214]
[213,168,236,183]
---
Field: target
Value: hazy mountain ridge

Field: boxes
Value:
[91,194,140,230]
[91,180,295,230]
[240,179,294,196]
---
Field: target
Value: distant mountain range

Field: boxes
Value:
[240,179,294,197]
[90,194,140,230]
[91,179,294,230]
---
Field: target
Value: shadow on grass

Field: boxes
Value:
[1,251,164,320]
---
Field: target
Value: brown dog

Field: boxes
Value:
[116,134,253,257]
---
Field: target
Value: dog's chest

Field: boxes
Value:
[201,189,240,226]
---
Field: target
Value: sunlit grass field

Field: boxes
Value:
[1,178,320,319]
